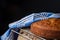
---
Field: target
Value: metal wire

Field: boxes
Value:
[6,28,59,40]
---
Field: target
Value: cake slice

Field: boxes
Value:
[30,18,60,39]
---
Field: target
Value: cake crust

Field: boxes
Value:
[30,18,60,39]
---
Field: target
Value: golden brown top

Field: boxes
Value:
[33,18,60,31]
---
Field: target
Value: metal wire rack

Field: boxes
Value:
[6,28,59,40]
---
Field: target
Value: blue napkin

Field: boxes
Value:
[1,12,60,40]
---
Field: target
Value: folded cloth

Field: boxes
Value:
[9,12,53,28]
[1,12,60,40]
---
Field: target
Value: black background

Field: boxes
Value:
[0,0,60,36]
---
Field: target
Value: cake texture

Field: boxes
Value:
[30,18,60,39]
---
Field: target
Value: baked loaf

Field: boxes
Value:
[30,18,60,39]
